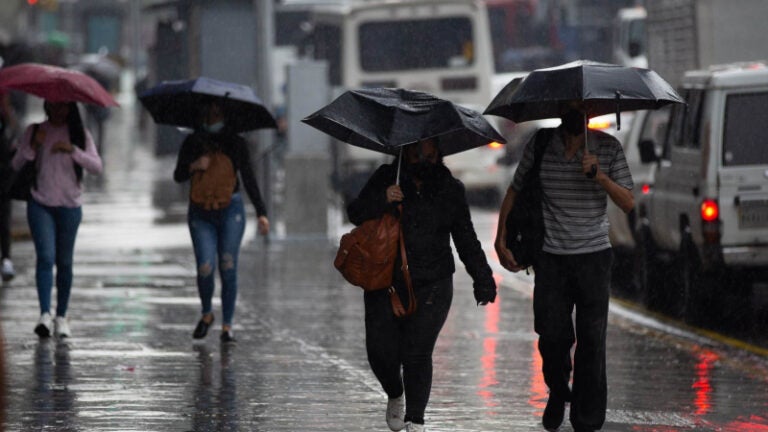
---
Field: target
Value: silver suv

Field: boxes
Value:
[637,62,768,324]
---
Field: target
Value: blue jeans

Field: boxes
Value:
[27,200,82,317]
[188,193,246,326]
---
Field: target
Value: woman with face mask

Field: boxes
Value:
[11,100,103,338]
[347,138,497,432]
[173,99,270,343]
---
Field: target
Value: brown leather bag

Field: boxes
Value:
[190,151,237,210]
[334,206,416,317]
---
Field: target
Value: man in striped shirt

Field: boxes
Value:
[495,104,634,432]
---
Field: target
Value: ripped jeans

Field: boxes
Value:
[188,193,246,326]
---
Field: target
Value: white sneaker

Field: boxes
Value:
[54,316,71,338]
[405,422,425,432]
[386,394,406,431]
[35,313,53,337]
[1,258,15,281]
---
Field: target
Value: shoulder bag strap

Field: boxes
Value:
[389,205,416,317]
[532,128,552,174]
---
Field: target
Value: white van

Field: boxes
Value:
[637,61,768,322]
[301,0,496,203]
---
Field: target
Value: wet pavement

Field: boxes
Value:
[2,90,768,431]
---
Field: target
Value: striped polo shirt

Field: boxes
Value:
[511,127,633,255]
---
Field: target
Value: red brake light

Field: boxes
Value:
[701,199,719,222]
[487,141,504,150]
[641,184,651,195]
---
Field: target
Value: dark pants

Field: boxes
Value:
[533,249,612,430]
[0,197,10,259]
[364,276,452,425]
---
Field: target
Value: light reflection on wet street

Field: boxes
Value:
[1,96,768,431]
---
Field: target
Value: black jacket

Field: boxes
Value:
[173,129,267,217]
[347,162,495,295]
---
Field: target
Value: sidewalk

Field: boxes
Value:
[1,93,768,431]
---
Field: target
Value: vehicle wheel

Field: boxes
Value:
[634,225,664,310]
[676,233,713,325]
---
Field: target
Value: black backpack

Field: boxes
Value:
[504,128,552,269]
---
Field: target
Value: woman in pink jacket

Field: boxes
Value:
[12,101,103,338]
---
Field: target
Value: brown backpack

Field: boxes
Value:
[190,151,237,210]
[334,206,416,317]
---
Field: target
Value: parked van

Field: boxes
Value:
[637,61,768,322]
[606,108,670,281]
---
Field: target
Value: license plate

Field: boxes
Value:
[740,200,768,229]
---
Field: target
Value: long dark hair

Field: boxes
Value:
[44,101,86,181]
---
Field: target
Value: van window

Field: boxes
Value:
[358,17,474,72]
[723,92,768,166]
[668,89,703,151]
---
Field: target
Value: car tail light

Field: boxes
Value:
[641,183,651,195]
[701,199,721,245]
[701,199,719,222]
[487,141,504,150]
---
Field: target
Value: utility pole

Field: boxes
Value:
[253,0,275,233]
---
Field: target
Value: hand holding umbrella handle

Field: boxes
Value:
[583,114,597,178]
[586,165,597,178]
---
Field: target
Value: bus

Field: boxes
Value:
[297,0,496,203]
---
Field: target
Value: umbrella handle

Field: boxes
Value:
[396,148,402,185]
[583,114,597,178]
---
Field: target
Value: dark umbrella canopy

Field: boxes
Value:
[138,77,277,133]
[484,60,685,125]
[302,88,505,156]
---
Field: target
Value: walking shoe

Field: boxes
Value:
[1,258,15,282]
[220,329,236,343]
[54,316,71,338]
[34,313,53,338]
[192,314,214,339]
[405,422,425,432]
[542,393,567,431]
[386,394,405,431]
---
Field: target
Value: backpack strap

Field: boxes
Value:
[532,128,553,175]
[388,204,416,317]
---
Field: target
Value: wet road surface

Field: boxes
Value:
[1,93,768,431]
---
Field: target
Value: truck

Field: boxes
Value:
[645,0,768,88]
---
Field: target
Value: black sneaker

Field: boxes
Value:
[193,315,214,339]
[220,329,236,343]
[542,394,566,431]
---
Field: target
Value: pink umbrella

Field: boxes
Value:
[0,62,119,107]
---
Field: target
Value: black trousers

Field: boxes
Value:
[533,249,612,430]
[363,276,452,425]
[0,197,11,259]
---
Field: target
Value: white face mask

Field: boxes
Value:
[204,121,224,133]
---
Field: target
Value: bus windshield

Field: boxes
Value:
[358,17,474,72]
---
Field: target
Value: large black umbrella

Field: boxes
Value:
[301,87,506,156]
[484,60,685,129]
[138,76,277,133]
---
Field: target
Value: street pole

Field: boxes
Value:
[254,0,274,240]
[131,0,141,79]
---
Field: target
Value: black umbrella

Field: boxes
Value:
[138,76,277,133]
[484,60,685,130]
[301,87,506,156]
